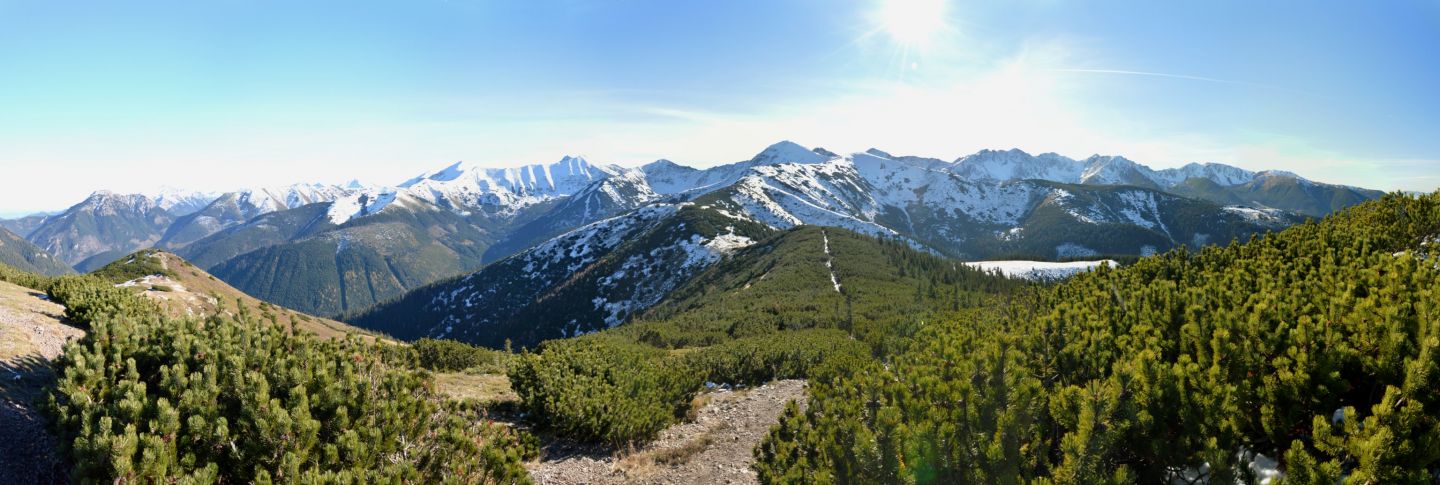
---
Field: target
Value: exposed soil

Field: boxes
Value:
[0,280,83,485]
[527,379,807,485]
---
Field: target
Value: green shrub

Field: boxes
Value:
[756,192,1440,483]
[88,249,174,284]
[0,261,54,291]
[46,275,162,328]
[684,329,870,385]
[508,336,702,445]
[43,270,536,483]
[415,338,514,373]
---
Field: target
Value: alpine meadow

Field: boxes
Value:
[1,1,1437,483]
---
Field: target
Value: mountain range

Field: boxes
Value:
[1,141,1385,320]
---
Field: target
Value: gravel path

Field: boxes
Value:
[528,379,807,485]
[0,281,83,485]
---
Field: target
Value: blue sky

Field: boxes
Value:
[1,0,1437,215]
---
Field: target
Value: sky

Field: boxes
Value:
[1,0,1438,216]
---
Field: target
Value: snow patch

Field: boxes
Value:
[1223,205,1285,224]
[964,260,1115,281]
[821,230,841,292]
[1055,243,1099,259]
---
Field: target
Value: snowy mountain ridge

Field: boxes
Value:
[398,155,621,216]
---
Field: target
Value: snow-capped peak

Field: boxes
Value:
[215,183,355,220]
[1150,162,1257,187]
[1078,155,1156,186]
[953,148,1083,182]
[150,186,219,216]
[748,140,832,166]
[397,156,625,216]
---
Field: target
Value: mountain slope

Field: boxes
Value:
[480,170,662,263]
[208,195,498,316]
[0,214,51,239]
[756,191,1440,482]
[692,150,1291,259]
[26,191,174,271]
[400,156,621,216]
[1172,171,1385,217]
[174,202,338,269]
[149,188,218,217]
[612,225,1023,348]
[346,204,774,347]
[0,227,72,276]
[92,249,374,339]
[158,184,352,248]
[948,147,1381,216]
[640,140,832,196]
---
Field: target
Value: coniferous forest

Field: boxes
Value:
[2,191,1437,483]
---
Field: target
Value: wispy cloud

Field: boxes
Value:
[1046,68,1330,100]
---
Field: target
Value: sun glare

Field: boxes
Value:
[877,0,947,47]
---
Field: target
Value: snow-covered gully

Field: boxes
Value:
[821,230,841,292]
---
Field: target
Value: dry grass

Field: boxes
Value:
[434,372,519,403]
[684,393,712,422]
[651,433,715,466]
[665,347,703,356]
[124,252,384,342]
[0,281,69,361]
[615,426,719,479]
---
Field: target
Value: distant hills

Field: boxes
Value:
[0,140,1388,319]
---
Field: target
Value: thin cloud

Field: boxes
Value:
[1047,68,1328,100]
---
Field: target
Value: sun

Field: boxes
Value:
[876,0,948,47]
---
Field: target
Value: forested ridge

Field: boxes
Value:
[506,226,1027,446]
[756,192,1440,483]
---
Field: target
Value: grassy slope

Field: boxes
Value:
[94,250,377,340]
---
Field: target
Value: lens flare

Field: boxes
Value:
[877,0,947,47]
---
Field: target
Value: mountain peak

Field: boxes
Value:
[749,140,829,166]
[432,161,469,182]
[643,159,684,170]
[953,148,1079,182]
[1256,169,1301,179]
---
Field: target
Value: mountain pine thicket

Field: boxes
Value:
[0,270,538,483]
[506,227,1029,445]
[755,192,1440,483]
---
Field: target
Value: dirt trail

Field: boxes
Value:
[0,280,83,484]
[528,379,807,485]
